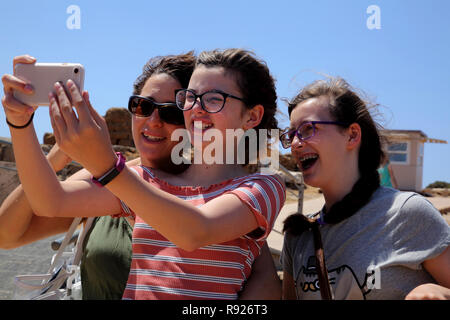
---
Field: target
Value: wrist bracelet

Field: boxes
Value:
[6,112,35,129]
[91,152,126,187]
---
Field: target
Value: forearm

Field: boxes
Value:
[0,144,73,248]
[0,183,75,248]
[10,124,65,217]
[105,166,208,251]
[0,184,34,248]
[0,186,73,248]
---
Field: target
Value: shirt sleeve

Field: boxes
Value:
[391,193,450,270]
[226,174,286,241]
[111,198,136,219]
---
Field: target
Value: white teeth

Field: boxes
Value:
[193,121,213,130]
[143,133,164,141]
[300,154,318,162]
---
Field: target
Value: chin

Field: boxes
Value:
[302,169,324,188]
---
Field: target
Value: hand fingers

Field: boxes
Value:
[49,92,67,140]
[49,98,61,147]
[2,73,34,96]
[1,93,35,115]
[13,55,36,70]
[53,82,79,130]
[66,79,91,124]
[82,90,107,129]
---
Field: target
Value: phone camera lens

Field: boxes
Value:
[74,68,79,74]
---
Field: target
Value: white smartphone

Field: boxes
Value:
[14,63,85,106]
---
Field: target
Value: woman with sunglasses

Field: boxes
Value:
[2,49,284,300]
[0,53,193,299]
[280,77,450,300]
[1,53,280,300]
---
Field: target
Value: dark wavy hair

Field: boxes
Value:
[196,49,278,132]
[194,49,279,164]
[284,77,384,233]
[133,51,195,95]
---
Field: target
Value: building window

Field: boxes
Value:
[388,142,409,164]
[417,143,424,166]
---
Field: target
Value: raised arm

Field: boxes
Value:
[0,148,139,249]
[1,55,120,220]
[47,80,285,252]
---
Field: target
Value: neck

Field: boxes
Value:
[185,162,247,186]
[142,158,189,175]
[322,160,360,211]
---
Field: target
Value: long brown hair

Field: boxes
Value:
[284,77,384,232]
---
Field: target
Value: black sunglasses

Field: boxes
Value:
[128,95,185,125]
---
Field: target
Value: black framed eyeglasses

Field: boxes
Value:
[280,120,348,149]
[175,89,246,113]
[128,95,185,125]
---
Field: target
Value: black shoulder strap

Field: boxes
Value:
[311,221,333,300]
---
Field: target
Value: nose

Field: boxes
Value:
[145,108,163,128]
[290,135,305,150]
[191,97,205,114]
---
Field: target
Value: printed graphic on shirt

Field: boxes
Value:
[296,256,379,299]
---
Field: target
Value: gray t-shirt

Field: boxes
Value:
[281,187,450,300]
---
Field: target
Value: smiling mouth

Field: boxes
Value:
[142,132,166,142]
[193,121,213,131]
[298,154,319,171]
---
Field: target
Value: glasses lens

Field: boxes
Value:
[202,92,224,112]
[280,132,291,149]
[298,123,315,140]
[158,106,185,125]
[128,96,156,117]
[176,90,193,110]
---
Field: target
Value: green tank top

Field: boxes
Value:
[80,215,132,299]
[377,164,393,188]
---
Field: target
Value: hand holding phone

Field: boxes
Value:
[14,63,85,106]
[2,55,38,127]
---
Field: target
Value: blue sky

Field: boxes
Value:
[0,0,449,188]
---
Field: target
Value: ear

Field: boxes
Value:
[242,104,264,130]
[346,123,361,150]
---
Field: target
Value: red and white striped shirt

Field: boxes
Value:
[119,166,285,300]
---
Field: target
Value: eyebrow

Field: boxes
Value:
[289,120,313,130]
[186,88,229,95]
[143,95,176,104]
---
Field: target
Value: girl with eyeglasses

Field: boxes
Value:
[2,49,285,300]
[281,77,450,300]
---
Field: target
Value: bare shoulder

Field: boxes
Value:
[126,157,141,167]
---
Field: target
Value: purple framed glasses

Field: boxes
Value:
[280,121,348,149]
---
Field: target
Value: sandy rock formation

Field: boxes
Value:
[104,108,134,147]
